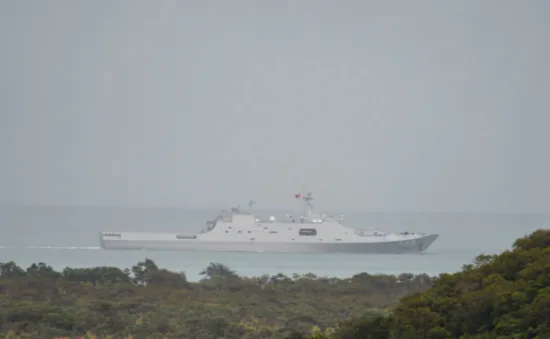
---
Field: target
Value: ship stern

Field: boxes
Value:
[99,232,106,249]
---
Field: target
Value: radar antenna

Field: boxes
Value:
[294,191,314,219]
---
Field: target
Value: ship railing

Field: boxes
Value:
[354,228,387,237]
[395,231,427,236]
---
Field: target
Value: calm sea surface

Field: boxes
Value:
[1,206,547,281]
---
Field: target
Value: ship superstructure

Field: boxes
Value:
[100,193,439,253]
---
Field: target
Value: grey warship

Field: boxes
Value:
[99,193,439,253]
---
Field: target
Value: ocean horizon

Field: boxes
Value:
[1,205,548,281]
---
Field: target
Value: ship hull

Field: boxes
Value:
[100,234,438,254]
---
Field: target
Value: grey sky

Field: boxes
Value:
[1,1,549,212]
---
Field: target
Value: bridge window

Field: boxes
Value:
[299,228,317,236]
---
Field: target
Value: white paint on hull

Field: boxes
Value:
[99,197,440,254]
[100,234,439,254]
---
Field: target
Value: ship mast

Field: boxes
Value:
[295,192,314,220]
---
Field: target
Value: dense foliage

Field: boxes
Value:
[1,229,548,339]
[311,229,550,339]
[0,258,431,338]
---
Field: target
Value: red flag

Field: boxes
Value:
[295,193,301,199]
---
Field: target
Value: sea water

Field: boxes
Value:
[0,206,547,281]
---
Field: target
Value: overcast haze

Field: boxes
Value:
[1,1,549,212]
